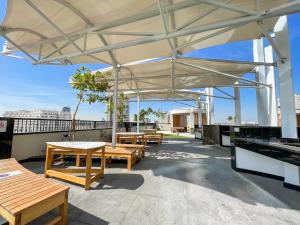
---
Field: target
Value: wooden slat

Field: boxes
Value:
[11,186,67,213]
[0,158,68,217]
[0,180,54,200]
[46,170,86,186]
[2,182,61,206]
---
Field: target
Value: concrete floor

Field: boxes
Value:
[159,130,195,138]
[2,139,300,225]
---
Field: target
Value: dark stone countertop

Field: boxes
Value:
[234,138,300,167]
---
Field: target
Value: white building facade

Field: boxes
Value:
[3,107,72,120]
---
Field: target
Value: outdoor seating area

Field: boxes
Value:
[2,139,300,225]
[1,0,300,224]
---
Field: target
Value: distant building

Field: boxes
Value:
[3,107,72,120]
[3,107,72,133]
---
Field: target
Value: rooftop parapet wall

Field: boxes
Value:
[11,128,112,161]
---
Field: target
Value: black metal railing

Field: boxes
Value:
[9,118,112,134]
[0,117,164,134]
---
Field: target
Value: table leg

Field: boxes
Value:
[100,148,105,178]
[45,146,53,178]
[85,151,92,190]
[133,136,137,144]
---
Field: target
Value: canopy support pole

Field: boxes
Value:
[137,95,140,132]
[197,100,203,136]
[274,16,297,138]
[265,45,278,126]
[206,88,214,125]
[234,87,241,125]
[112,66,119,148]
[253,38,269,126]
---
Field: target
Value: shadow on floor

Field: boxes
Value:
[1,204,109,225]
[96,173,144,190]
[135,139,300,210]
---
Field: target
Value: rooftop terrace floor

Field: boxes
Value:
[8,139,300,225]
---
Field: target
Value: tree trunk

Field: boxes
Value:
[70,99,81,141]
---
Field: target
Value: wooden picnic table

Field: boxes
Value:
[116,132,145,144]
[45,141,106,190]
[0,158,69,225]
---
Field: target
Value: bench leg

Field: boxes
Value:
[9,214,21,225]
[59,191,68,225]
[76,154,81,167]
[127,156,133,170]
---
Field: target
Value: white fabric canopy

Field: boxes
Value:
[97,57,261,92]
[1,0,290,65]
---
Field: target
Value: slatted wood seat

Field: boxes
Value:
[0,158,69,225]
[105,143,145,158]
[144,134,163,145]
[99,145,137,170]
[117,136,135,144]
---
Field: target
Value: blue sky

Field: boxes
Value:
[0,5,299,122]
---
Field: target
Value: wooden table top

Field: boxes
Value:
[0,158,68,215]
[116,132,144,136]
[46,141,106,150]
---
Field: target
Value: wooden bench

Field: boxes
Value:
[0,158,69,225]
[117,136,135,144]
[143,134,163,145]
[105,143,145,158]
[101,145,137,170]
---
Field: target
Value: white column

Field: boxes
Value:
[197,100,202,127]
[205,88,214,125]
[234,87,241,125]
[253,38,269,126]
[265,45,278,127]
[112,66,119,148]
[137,95,140,132]
[274,16,297,138]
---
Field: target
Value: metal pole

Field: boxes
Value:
[197,100,203,128]
[137,95,140,132]
[234,87,241,125]
[112,66,119,148]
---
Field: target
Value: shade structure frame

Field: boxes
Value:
[94,56,274,95]
[1,0,299,66]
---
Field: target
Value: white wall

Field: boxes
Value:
[11,129,112,161]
